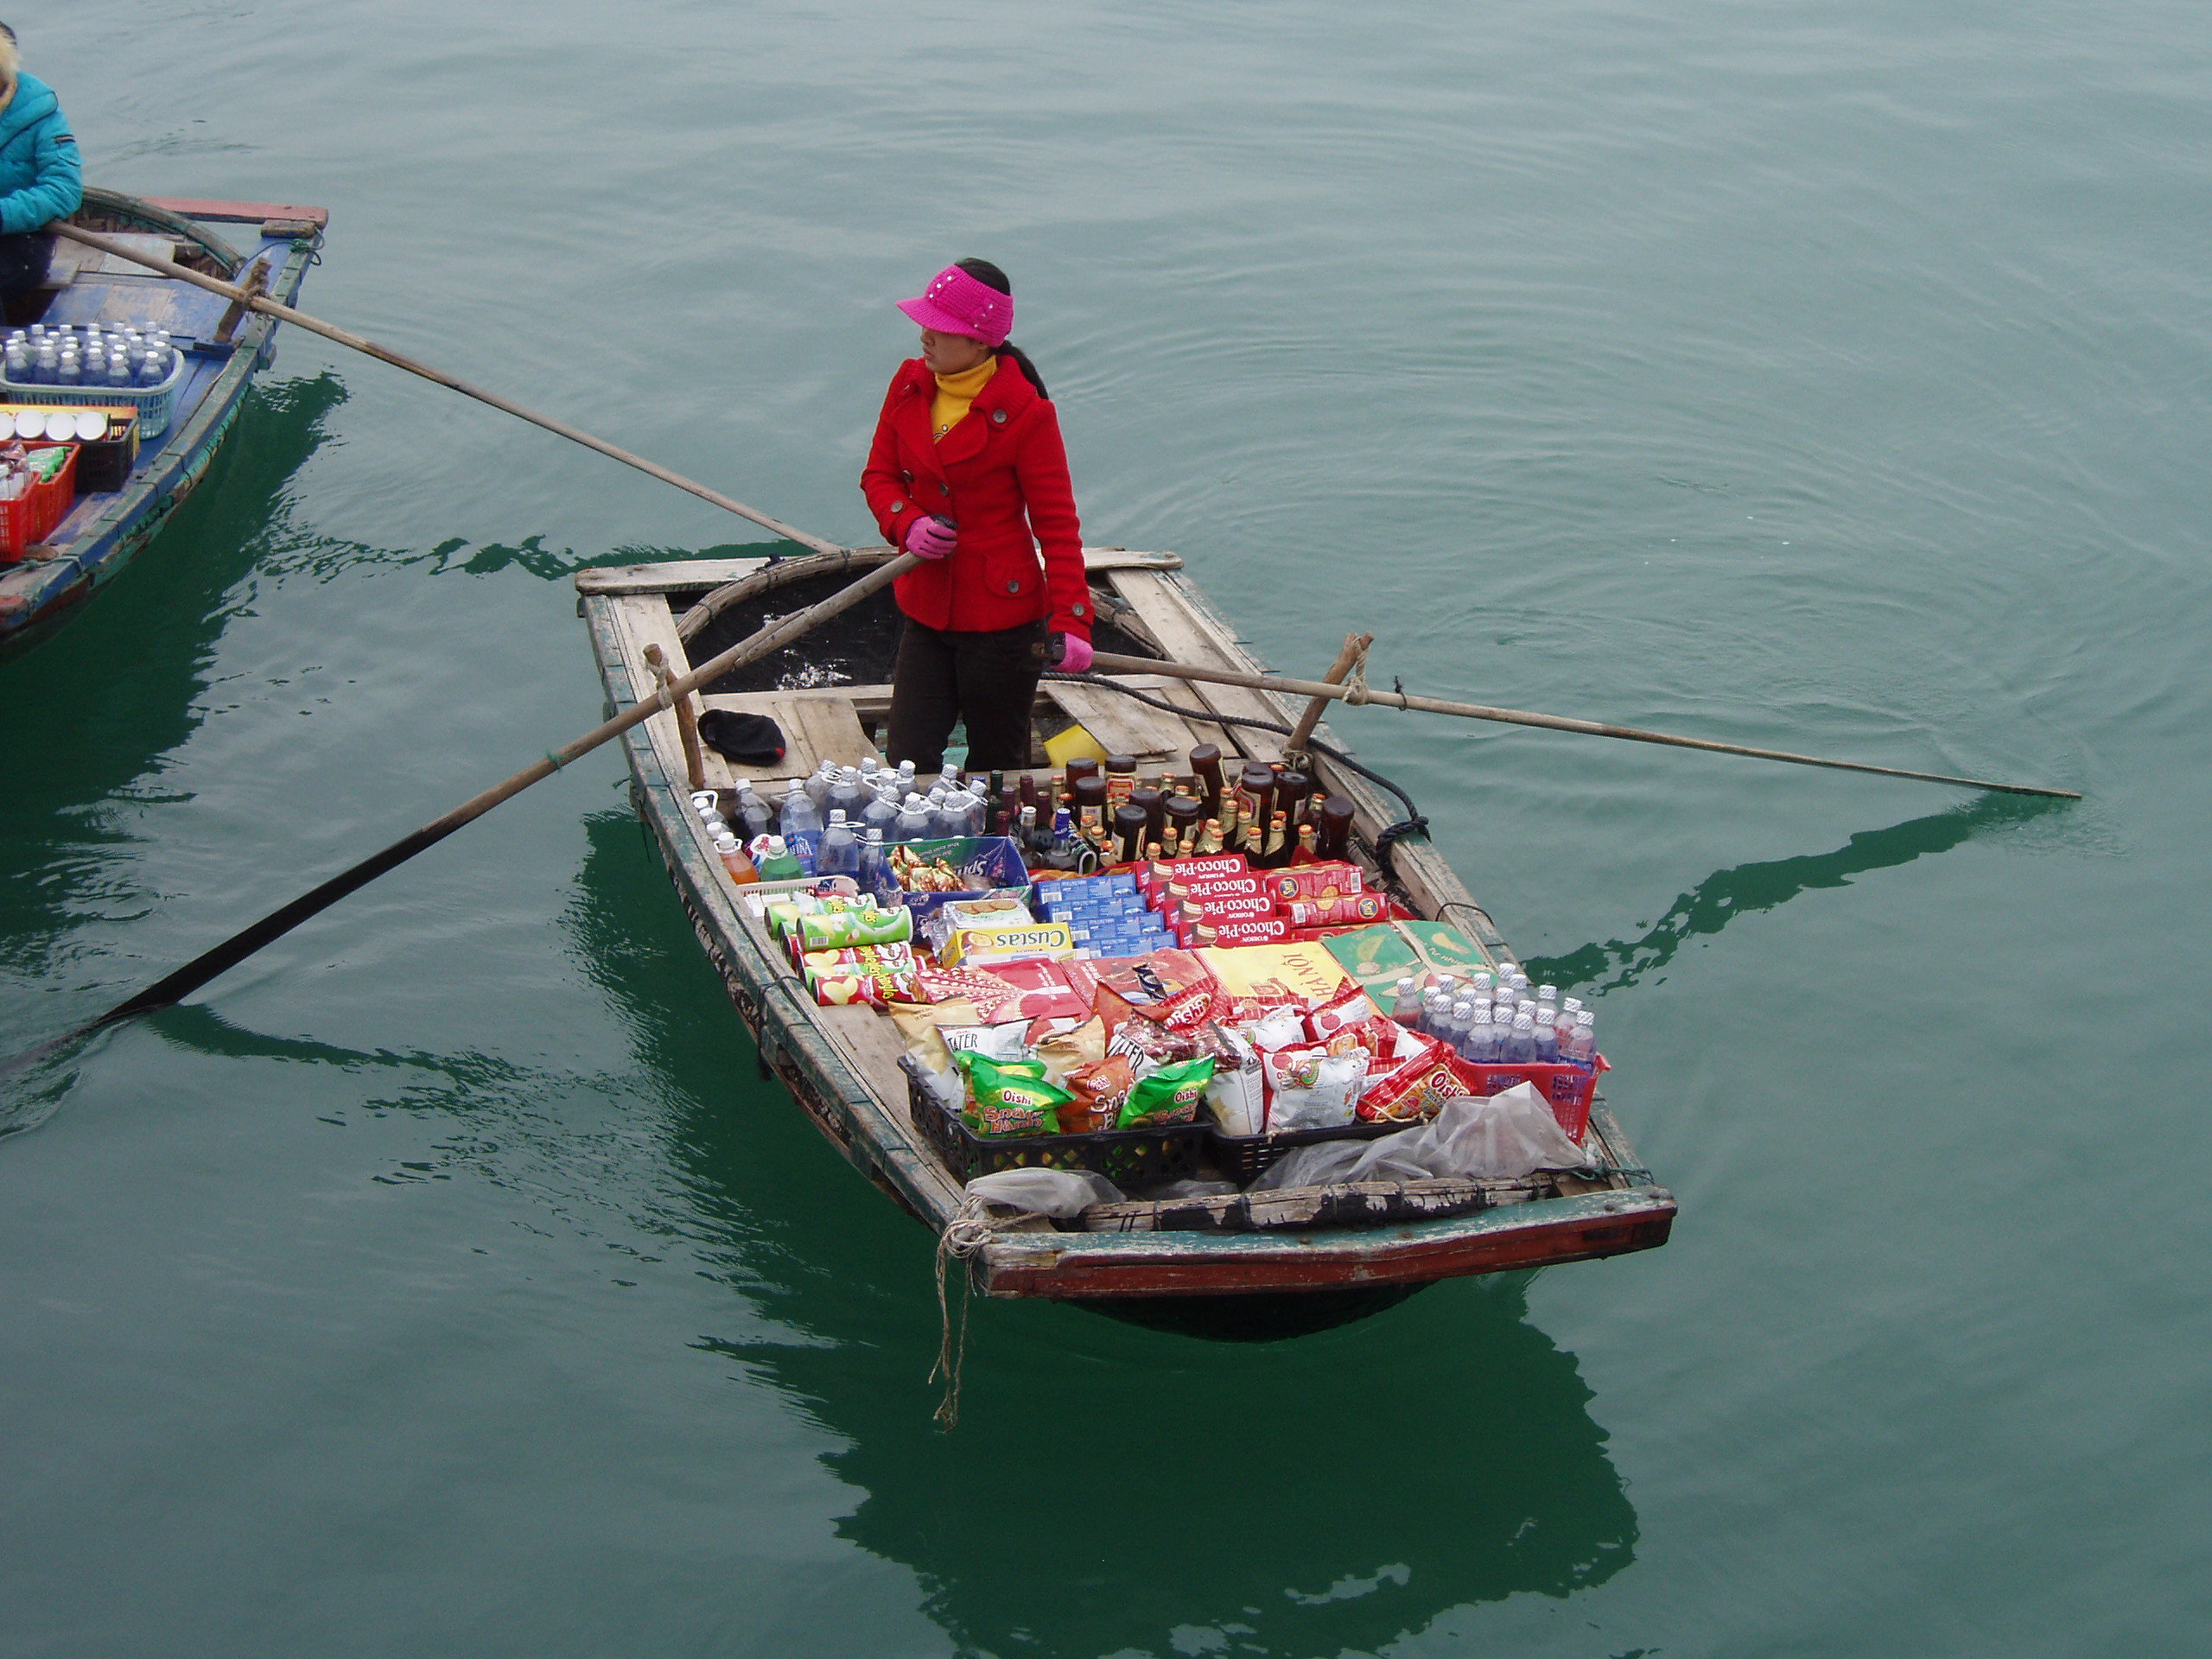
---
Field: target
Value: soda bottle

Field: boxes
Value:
[755,835,804,880]
[778,779,823,872]
[736,784,774,841]
[894,793,935,842]
[1390,976,1423,1026]
[816,808,860,876]
[861,785,902,840]
[715,833,760,886]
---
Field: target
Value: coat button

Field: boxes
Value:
[1072,602,1086,617]
[1006,580,1020,594]
[991,409,1007,424]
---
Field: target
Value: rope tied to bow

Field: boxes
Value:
[931,1198,1006,1430]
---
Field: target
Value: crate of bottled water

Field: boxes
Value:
[1388,971,1610,1141]
[1,323,190,439]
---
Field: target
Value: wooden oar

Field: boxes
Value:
[50,221,842,556]
[1083,650,2082,798]
[0,552,918,1078]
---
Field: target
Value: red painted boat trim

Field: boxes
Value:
[140,197,330,229]
[979,1196,1676,1298]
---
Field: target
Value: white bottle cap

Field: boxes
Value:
[828,809,846,824]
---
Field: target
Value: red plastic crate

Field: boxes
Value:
[1447,1053,1610,1142]
[0,442,77,560]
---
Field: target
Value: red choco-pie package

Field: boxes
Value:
[1141,852,1249,904]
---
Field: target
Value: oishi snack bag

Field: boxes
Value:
[1107,1014,1199,1071]
[1357,1033,1474,1122]
[1033,1017,1108,1088]
[961,1055,1073,1137]
[1118,1055,1216,1129]
[1082,949,1220,1036]
[1061,1053,1136,1133]
[1262,1045,1369,1131]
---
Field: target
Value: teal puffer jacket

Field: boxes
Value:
[0,73,80,236]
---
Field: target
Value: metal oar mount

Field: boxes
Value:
[0,555,918,1078]
[1084,651,2082,800]
[50,222,837,555]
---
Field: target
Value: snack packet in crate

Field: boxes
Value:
[1118,1055,1215,1129]
[1077,949,1221,1035]
[1262,1045,1369,1132]
[1358,1026,1474,1122]
[1199,1023,1265,1135]
[961,1055,1072,1137]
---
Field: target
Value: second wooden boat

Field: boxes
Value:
[577,548,1675,1336]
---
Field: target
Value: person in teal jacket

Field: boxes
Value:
[0,23,79,317]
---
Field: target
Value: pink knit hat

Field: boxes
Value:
[895,264,1014,347]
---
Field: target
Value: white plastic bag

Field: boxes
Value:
[1253,1083,1585,1190]
[963,1167,1125,1217]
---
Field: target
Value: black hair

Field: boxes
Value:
[954,257,1047,401]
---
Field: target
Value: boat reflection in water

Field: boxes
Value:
[568,811,1639,1656]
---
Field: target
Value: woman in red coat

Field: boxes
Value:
[861,258,1093,772]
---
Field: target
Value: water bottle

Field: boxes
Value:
[1389,976,1423,1027]
[33,341,55,385]
[896,759,917,792]
[137,347,168,387]
[1566,1010,1598,1071]
[779,778,823,872]
[1459,1008,1493,1064]
[1418,989,1449,1038]
[736,784,774,841]
[861,785,901,840]
[1467,969,1495,1001]
[817,808,860,877]
[1433,975,1458,1007]
[828,767,868,821]
[1554,997,1581,1050]
[1506,1011,1536,1064]
[1532,1011,1560,1064]
[946,785,985,837]
[938,762,961,791]
[858,827,888,893]
[3,340,25,383]
[1536,982,1559,1015]
[894,792,934,842]
[106,354,132,389]
[56,353,79,389]
[1444,998,1475,1052]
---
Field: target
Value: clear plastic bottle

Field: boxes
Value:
[1554,997,1582,1050]
[1460,1007,1494,1063]
[137,347,168,387]
[858,827,888,893]
[56,353,79,389]
[861,785,902,840]
[736,784,774,842]
[1531,1011,1560,1064]
[1506,1011,1536,1064]
[938,761,961,791]
[106,354,132,389]
[1566,1010,1598,1070]
[3,340,25,383]
[1444,998,1475,1052]
[778,778,823,872]
[1536,983,1560,1019]
[33,341,55,385]
[944,785,984,837]
[1389,976,1423,1027]
[894,792,935,842]
[1433,974,1459,1007]
[803,760,837,811]
[829,766,868,821]
[896,759,917,793]
[816,808,860,876]
[1419,989,1450,1038]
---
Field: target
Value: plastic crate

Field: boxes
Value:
[0,442,76,560]
[1208,1117,1402,1184]
[884,836,1033,924]
[1448,1055,1608,1143]
[2,346,188,439]
[902,1054,1211,1186]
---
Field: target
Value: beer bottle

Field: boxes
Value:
[1262,810,1289,868]
[1315,796,1356,861]
[1234,762,1274,834]
[1188,744,1225,818]
[1195,817,1224,855]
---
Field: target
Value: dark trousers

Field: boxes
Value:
[0,232,54,324]
[887,615,1046,772]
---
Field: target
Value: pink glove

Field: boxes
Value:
[904,515,957,560]
[1055,632,1094,673]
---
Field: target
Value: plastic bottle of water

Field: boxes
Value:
[138,347,169,387]
[944,785,985,837]
[1460,1007,1494,1063]
[1419,989,1450,1038]
[861,785,901,840]
[858,827,889,893]
[3,340,26,383]
[816,808,860,877]
[1506,1011,1536,1064]
[56,352,79,389]
[1389,976,1423,1027]
[1532,1011,1560,1064]
[1433,975,1459,1007]
[938,762,961,791]
[896,759,917,792]
[1554,997,1582,1050]
[894,792,934,842]
[1566,1010,1597,1070]
[778,778,823,872]
[33,341,55,385]
[799,760,835,811]
[106,354,132,389]
[1445,998,1475,1052]
[735,784,774,841]
[826,767,868,821]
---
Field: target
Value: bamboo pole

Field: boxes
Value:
[1082,651,2082,799]
[51,221,843,556]
[1285,630,1371,762]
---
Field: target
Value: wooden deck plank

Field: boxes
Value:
[1038,677,1194,761]
[1103,570,1289,763]
[611,596,734,791]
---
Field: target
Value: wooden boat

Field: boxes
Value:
[0,187,326,648]
[577,548,1676,1334]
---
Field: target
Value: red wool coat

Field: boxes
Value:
[861,356,1092,639]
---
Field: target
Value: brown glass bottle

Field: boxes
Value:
[1262,810,1289,868]
[1072,773,1109,845]
[1104,754,1137,807]
[1188,744,1225,818]
[1111,803,1149,864]
[1195,817,1224,855]
[1234,762,1274,836]
[1315,795,1356,861]
[1274,768,1313,831]
[1131,784,1166,846]
[1065,756,1102,799]
[1163,793,1203,855]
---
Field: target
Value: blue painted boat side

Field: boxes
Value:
[0,223,321,645]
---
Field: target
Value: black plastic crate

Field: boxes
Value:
[902,1054,1211,1186]
[1207,1117,1403,1184]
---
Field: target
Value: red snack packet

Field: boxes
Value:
[1078,949,1221,1035]
[986,957,1092,1023]
[1165,872,1268,911]
[1189,916,1292,949]
[1144,852,1249,906]
[1266,861,1364,903]
[1282,893,1389,927]
[1358,1027,1473,1122]
[1305,982,1378,1043]
[1176,891,1279,927]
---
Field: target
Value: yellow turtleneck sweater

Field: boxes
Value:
[931,354,999,442]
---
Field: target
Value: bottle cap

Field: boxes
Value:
[828,810,846,824]
[766,836,788,854]
[1538,984,1558,1001]
[714,834,738,852]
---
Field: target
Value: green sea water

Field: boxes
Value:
[4,3,2209,1654]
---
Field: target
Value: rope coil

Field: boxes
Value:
[931,1199,1006,1430]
